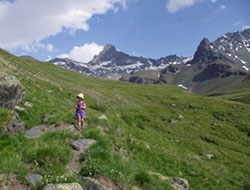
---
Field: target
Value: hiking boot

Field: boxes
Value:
[75,125,81,131]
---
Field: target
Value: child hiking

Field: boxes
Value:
[75,93,86,130]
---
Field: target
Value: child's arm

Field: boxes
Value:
[82,102,86,110]
[75,103,79,110]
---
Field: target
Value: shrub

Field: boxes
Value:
[80,158,101,177]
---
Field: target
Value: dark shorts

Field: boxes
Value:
[75,110,85,119]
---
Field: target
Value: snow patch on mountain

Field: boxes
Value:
[178,84,187,89]
[183,57,193,64]
[242,66,249,71]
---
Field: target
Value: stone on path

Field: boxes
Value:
[43,183,83,190]
[25,124,75,139]
[71,139,96,151]
[24,125,46,139]
[25,173,43,186]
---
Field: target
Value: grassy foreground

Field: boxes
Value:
[0,48,250,189]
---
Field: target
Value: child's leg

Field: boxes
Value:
[80,111,85,129]
[78,118,81,126]
[77,118,81,130]
[81,119,84,128]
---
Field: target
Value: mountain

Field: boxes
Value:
[1,47,250,189]
[49,57,93,75]
[49,29,250,94]
[50,44,189,80]
[122,28,250,94]
[174,28,250,94]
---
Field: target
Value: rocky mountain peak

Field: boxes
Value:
[199,38,210,49]
[90,44,128,65]
[103,44,116,52]
[190,38,214,65]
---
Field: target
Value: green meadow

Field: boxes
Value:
[0,48,250,189]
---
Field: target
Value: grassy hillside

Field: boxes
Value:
[0,48,250,190]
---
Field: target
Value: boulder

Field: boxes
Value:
[43,183,83,190]
[25,173,43,186]
[83,177,108,190]
[0,72,25,110]
[171,177,189,190]
[3,111,25,135]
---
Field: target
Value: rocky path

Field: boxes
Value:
[24,122,96,176]
[20,122,99,190]
[66,138,96,176]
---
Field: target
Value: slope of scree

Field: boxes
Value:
[0,48,250,190]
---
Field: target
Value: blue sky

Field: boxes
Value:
[0,0,249,62]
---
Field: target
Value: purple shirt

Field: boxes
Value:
[75,101,85,119]
[76,101,85,109]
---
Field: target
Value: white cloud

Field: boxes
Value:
[58,42,104,63]
[220,5,226,10]
[20,41,54,53]
[233,21,241,27]
[211,0,217,3]
[166,0,200,13]
[47,44,54,52]
[0,0,125,50]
